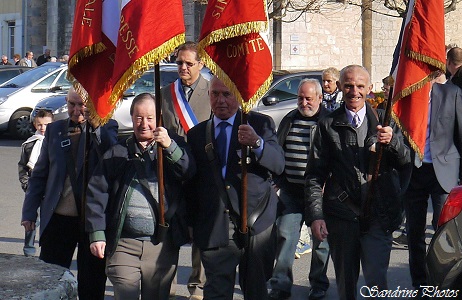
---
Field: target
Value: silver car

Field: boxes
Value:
[32,64,212,136]
[0,62,70,139]
[251,70,323,127]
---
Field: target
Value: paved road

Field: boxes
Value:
[0,135,433,299]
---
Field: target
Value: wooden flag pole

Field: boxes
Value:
[154,64,165,226]
[240,111,248,234]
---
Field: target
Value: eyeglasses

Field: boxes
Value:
[175,60,198,68]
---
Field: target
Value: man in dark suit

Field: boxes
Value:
[21,87,118,299]
[36,49,51,66]
[187,76,285,299]
[405,73,462,292]
[305,65,411,300]
[161,41,211,300]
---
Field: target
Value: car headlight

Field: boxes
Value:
[54,104,68,115]
[0,96,9,105]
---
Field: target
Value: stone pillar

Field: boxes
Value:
[46,0,58,57]
[361,0,372,74]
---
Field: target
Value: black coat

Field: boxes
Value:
[85,133,196,256]
[305,103,411,233]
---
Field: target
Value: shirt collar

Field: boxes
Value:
[345,104,366,127]
[213,112,237,128]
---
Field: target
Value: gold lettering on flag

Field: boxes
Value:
[82,0,96,26]
[226,37,265,58]
[212,0,229,19]
[119,15,140,58]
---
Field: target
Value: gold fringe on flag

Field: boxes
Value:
[199,21,268,49]
[67,42,107,82]
[108,33,185,112]
[199,49,272,113]
[407,49,446,73]
[392,74,432,102]
[391,110,423,159]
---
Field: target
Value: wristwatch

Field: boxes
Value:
[252,137,262,149]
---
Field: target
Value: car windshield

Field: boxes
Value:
[0,65,61,88]
[128,70,178,94]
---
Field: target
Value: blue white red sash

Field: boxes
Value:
[170,79,199,133]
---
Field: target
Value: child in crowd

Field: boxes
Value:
[18,109,53,256]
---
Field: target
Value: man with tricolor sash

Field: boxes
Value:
[161,42,211,139]
[161,41,211,300]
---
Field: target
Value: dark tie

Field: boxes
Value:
[216,122,229,167]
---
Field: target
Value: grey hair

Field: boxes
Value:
[298,78,322,96]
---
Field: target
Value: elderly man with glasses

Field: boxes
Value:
[161,41,211,300]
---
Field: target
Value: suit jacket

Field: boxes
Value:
[18,58,37,68]
[161,75,211,139]
[21,119,118,237]
[423,82,462,193]
[187,111,285,249]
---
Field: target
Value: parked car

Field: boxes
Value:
[426,185,462,290]
[32,64,212,136]
[251,70,323,127]
[0,66,31,85]
[0,62,70,139]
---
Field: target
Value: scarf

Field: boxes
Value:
[23,131,45,169]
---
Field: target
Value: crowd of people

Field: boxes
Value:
[18,42,462,300]
[0,49,69,66]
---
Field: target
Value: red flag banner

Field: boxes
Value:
[68,0,116,125]
[198,0,272,113]
[68,0,185,126]
[392,0,446,159]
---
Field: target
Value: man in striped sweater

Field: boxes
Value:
[269,78,328,300]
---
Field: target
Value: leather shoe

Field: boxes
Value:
[268,289,291,300]
[308,287,326,300]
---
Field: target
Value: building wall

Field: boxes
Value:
[0,0,22,60]
[24,0,46,56]
[276,3,364,74]
[277,2,462,90]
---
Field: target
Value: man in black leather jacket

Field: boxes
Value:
[304,65,411,300]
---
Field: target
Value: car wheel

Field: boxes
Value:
[9,110,33,139]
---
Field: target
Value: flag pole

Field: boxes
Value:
[240,111,248,235]
[361,86,394,233]
[81,122,91,234]
[155,64,166,226]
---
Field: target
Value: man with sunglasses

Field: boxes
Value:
[161,41,211,300]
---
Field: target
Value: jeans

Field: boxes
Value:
[24,214,39,256]
[269,189,303,293]
[309,234,330,291]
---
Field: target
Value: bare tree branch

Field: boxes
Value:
[193,0,460,21]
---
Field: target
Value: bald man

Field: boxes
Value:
[305,65,411,300]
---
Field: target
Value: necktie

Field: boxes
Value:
[216,122,229,168]
[353,114,360,128]
[184,86,193,100]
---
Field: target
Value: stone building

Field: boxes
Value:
[0,0,460,88]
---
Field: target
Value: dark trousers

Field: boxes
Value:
[309,234,330,291]
[39,214,107,300]
[201,223,276,300]
[404,163,447,288]
[326,216,392,300]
